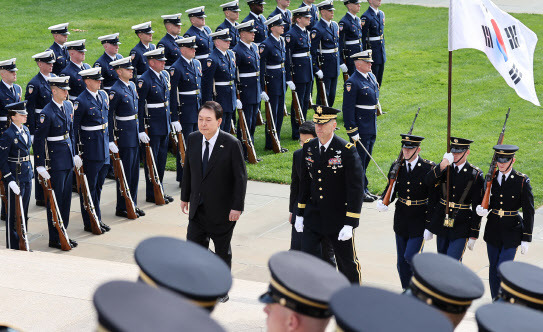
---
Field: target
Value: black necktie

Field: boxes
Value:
[10,86,16,99]
[96,92,101,105]
[407,163,412,173]
[202,141,210,174]
[320,146,326,156]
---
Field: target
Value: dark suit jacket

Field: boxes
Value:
[181,130,247,232]
[289,148,303,217]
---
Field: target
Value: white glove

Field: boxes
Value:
[138,132,150,144]
[351,133,360,142]
[521,241,529,255]
[340,63,348,73]
[476,205,489,217]
[423,229,434,241]
[171,121,182,132]
[286,81,296,91]
[338,225,353,241]
[36,166,51,180]
[315,70,324,79]
[236,99,243,109]
[109,142,119,154]
[295,216,304,233]
[467,238,476,251]
[443,152,454,165]
[8,181,20,195]
[260,91,270,102]
[31,135,34,144]
[376,199,388,212]
[73,155,83,168]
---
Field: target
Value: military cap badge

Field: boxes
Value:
[316,106,323,115]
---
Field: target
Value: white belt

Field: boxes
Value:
[215,81,234,86]
[238,72,259,78]
[103,86,111,90]
[178,90,200,95]
[292,52,310,58]
[266,64,284,69]
[116,115,137,121]
[47,133,70,141]
[69,96,77,101]
[368,35,383,41]
[345,40,360,45]
[356,104,377,110]
[81,123,108,131]
[0,117,7,121]
[35,109,43,114]
[147,102,167,108]
[195,54,209,60]
[319,48,338,54]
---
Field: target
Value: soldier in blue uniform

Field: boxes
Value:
[268,0,292,35]
[34,76,79,249]
[130,22,156,80]
[243,0,268,46]
[0,101,32,250]
[311,0,340,107]
[184,7,213,63]
[342,50,380,202]
[361,0,386,86]
[424,137,484,261]
[477,145,534,299]
[339,0,363,76]
[285,6,314,140]
[202,30,240,134]
[0,59,22,134]
[94,33,123,92]
[61,39,91,102]
[137,48,174,204]
[109,58,145,219]
[217,1,241,49]
[260,15,287,151]
[47,23,70,75]
[299,0,319,30]
[157,13,182,70]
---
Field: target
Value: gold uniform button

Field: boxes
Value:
[320,195,323,199]
[407,196,410,199]
[407,182,410,184]
[407,189,410,192]
[318,178,322,182]
[319,187,322,191]
[318,170,321,173]
[500,201,503,204]
[500,194,503,197]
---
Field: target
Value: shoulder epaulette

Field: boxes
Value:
[304,138,312,144]
[514,170,527,178]
[422,158,436,166]
[346,143,354,149]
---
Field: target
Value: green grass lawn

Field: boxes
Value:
[2,1,542,205]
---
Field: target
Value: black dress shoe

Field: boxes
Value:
[48,241,62,249]
[280,147,289,153]
[178,182,182,188]
[366,192,379,200]
[115,210,128,218]
[100,223,111,232]
[83,225,92,233]
[36,200,46,207]
[363,194,376,203]
[69,239,78,248]
[0,214,5,221]
[106,171,115,180]
[72,184,78,193]
[218,294,229,303]
[164,195,174,203]
[136,208,146,217]
[147,196,169,204]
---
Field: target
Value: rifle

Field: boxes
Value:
[256,107,264,126]
[283,103,289,117]
[481,108,511,209]
[0,171,7,208]
[341,34,350,82]
[171,87,187,167]
[382,108,420,206]
[288,48,305,126]
[143,103,166,205]
[14,151,30,251]
[316,41,329,107]
[230,119,236,136]
[264,85,282,153]
[236,78,259,164]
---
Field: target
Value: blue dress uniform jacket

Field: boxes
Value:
[184,26,213,59]
[216,20,240,49]
[268,8,292,36]
[285,25,314,84]
[169,57,202,124]
[60,61,92,101]
[242,13,268,44]
[299,2,319,30]
[26,73,56,135]
[233,42,261,105]
[361,7,386,64]
[0,82,22,133]
[339,13,363,74]
[259,36,286,94]
[201,48,237,114]
[108,81,139,148]
[483,169,534,248]
[130,42,156,79]
[157,34,181,68]
[0,124,33,184]
[310,19,340,78]
[342,70,379,137]
[74,90,110,162]
[137,69,172,136]
[48,42,70,75]
[94,53,123,90]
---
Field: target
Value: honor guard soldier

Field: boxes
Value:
[268,0,292,35]
[243,0,268,46]
[217,1,241,49]
[407,253,485,328]
[61,39,91,101]
[259,251,349,332]
[47,23,70,75]
[157,13,182,70]
[74,68,111,234]
[109,58,145,219]
[476,145,534,299]
[285,6,314,140]
[94,281,226,332]
[184,7,213,62]
[339,0,363,75]
[260,15,287,150]
[0,102,32,250]
[424,137,484,261]
[201,30,239,133]
[300,0,319,30]
[135,237,233,307]
[497,261,543,311]
[137,48,174,204]
[295,105,363,284]
[34,76,79,249]
[342,50,380,202]
[311,0,340,106]
[476,303,543,332]
[94,33,123,92]
[130,22,156,80]
[376,135,436,289]
[0,59,22,134]
[361,0,386,86]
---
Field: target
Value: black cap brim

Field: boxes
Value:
[258,291,275,304]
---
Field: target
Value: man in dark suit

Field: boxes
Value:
[181,101,247,272]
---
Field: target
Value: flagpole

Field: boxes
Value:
[445,50,452,224]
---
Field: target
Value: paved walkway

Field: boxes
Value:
[383,0,543,14]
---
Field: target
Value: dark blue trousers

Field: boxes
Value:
[220,112,234,134]
[316,76,339,107]
[46,169,72,244]
[116,147,139,212]
[265,94,285,150]
[372,63,385,87]
[395,234,424,289]
[5,181,31,250]
[144,134,168,200]
[290,81,312,140]
[351,134,375,193]
[437,236,468,261]
[487,243,517,299]
[79,161,108,228]
[176,123,198,183]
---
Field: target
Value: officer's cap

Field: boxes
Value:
[48,22,70,35]
[331,286,454,332]
[401,134,424,149]
[175,36,198,49]
[135,237,232,311]
[498,261,543,311]
[210,29,232,41]
[32,50,56,64]
[493,144,519,163]
[476,303,543,332]
[292,6,313,18]
[64,39,87,52]
[132,21,154,34]
[259,251,349,318]
[143,48,167,61]
[312,105,341,124]
[6,101,28,116]
[450,136,473,153]
[316,0,335,11]
[110,57,134,70]
[98,33,121,45]
[343,0,362,4]
[409,253,484,314]
[246,0,266,4]
[221,0,241,11]
[236,20,258,32]
[186,6,207,18]
[0,58,18,72]
[93,281,226,332]
[46,76,70,90]
[162,13,182,26]
[351,50,373,62]
[265,14,286,27]
[79,67,104,81]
